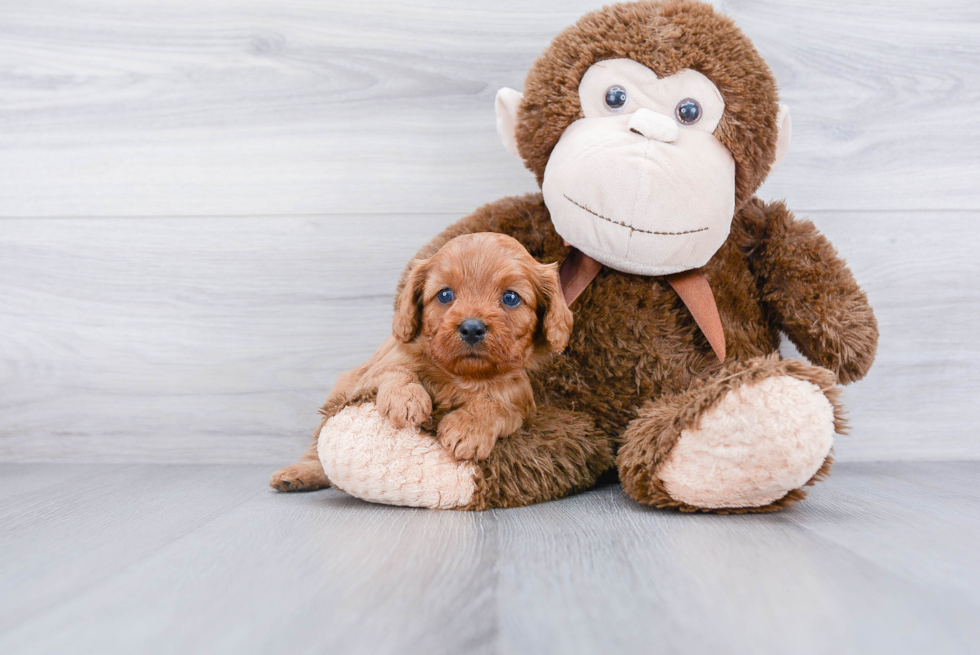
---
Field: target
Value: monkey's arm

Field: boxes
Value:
[735,199,878,384]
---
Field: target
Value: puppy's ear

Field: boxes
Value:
[392,259,429,342]
[535,262,574,353]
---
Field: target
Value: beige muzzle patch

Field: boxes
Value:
[318,403,478,509]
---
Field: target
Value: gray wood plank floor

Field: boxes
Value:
[1,462,977,655]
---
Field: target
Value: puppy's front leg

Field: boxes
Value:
[437,400,523,461]
[374,367,433,429]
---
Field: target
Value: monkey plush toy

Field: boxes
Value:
[271,0,878,513]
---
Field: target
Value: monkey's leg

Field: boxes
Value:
[269,443,332,492]
[617,356,843,513]
[316,402,613,510]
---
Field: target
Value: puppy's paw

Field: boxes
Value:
[270,461,331,492]
[437,412,497,461]
[377,382,432,429]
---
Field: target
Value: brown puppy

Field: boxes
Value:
[328,232,573,461]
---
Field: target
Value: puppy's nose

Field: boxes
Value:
[458,319,487,346]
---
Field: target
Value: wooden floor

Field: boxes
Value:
[1,461,978,655]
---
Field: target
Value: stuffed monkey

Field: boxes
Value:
[271,0,878,513]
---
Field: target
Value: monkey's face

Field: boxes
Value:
[495,2,792,276]
[541,58,735,276]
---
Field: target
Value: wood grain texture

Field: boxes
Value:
[0,214,451,463]
[0,462,977,654]
[0,0,978,217]
[0,465,267,634]
[2,210,978,463]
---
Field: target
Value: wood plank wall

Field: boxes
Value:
[1,0,978,462]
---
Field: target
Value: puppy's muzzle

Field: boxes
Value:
[458,319,487,346]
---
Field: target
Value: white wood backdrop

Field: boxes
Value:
[1,0,978,462]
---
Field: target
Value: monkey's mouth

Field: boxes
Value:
[563,194,709,236]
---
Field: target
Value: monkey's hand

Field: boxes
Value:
[437,409,498,462]
[376,380,432,429]
[738,199,878,384]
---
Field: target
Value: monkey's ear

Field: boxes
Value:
[771,103,792,173]
[392,259,428,342]
[495,87,524,159]
[536,262,574,353]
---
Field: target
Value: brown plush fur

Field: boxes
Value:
[516,0,781,211]
[273,189,877,500]
[732,199,879,384]
[354,188,871,511]
[462,406,615,511]
[272,0,879,510]
[400,192,874,440]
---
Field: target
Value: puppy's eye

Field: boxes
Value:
[501,290,522,308]
[675,98,702,125]
[604,85,628,111]
[437,288,454,304]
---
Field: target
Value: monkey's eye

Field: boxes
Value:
[675,98,702,125]
[604,85,628,111]
[501,290,522,308]
[437,288,454,304]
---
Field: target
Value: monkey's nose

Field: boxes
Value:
[628,108,678,143]
[458,319,487,346]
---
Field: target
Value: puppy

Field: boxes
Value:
[329,232,573,461]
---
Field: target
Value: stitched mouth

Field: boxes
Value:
[563,194,708,236]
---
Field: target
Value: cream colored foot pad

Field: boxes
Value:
[318,403,478,509]
[659,375,834,508]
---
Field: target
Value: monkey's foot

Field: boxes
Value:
[618,357,841,512]
[318,402,613,510]
[318,403,479,509]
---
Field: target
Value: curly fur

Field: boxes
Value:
[462,406,615,511]
[339,233,574,462]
